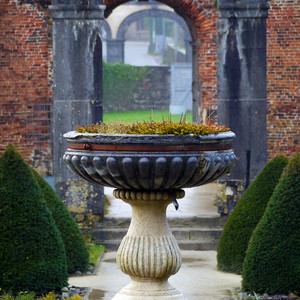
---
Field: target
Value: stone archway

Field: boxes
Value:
[104,0,217,123]
[113,8,192,63]
[116,9,191,40]
[103,19,112,40]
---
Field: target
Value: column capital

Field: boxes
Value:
[50,2,106,20]
[218,0,269,19]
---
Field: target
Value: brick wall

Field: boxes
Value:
[0,0,52,175]
[267,0,300,158]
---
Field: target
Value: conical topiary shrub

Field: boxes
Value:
[217,155,288,274]
[32,169,89,273]
[242,152,300,294]
[0,145,68,295]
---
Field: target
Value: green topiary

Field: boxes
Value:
[217,155,288,274]
[242,152,300,294]
[32,169,89,273]
[0,145,68,295]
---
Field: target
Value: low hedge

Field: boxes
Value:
[103,62,149,111]
[0,145,68,295]
[217,155,288,274]
[32,169,89,274]
[242,152,300,294]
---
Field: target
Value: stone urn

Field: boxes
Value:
[63,131,236,300]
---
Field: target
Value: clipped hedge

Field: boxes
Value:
[217,155,288,274]
[32,169,89,274]
[0,145,68,295]
[103,62,149,111]
[242,152,300,294]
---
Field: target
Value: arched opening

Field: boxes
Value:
[115,8,192,65]
[102,0,204,122]
[103,0,217,124]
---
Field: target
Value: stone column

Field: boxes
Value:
[217,0,269,187]
[106,39,125,63]
[50,1,106,227]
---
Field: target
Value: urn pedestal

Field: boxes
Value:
[112,189,185,299]
[63,131,236,299]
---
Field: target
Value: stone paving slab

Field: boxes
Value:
[69,251,241,300]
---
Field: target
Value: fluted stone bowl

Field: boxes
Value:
[63,131,236,190]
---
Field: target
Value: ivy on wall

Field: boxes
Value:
[103,62,149,111]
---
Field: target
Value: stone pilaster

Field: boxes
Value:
[50,1,106,227]
[217,0,269,186]
[106,39,125,63]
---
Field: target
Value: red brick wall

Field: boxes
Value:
[267,0,300,158]
[0,0,52,175]
[195,6,218,121]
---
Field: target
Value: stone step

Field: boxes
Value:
[172,227,222,241]
[92,216,226,252]
[100,216,226,228]
[92,227,221,242]
[97,240,219,252]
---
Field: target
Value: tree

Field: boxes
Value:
[0,145,68,295]
[217,155,288,274]
[32,169,89,273]
[242,152,300,294]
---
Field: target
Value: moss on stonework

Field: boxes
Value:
[56,178,103,229]
[76,120,230,135]
[216,180,244,215]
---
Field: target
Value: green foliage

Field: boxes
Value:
[76,120,229,135]
[32,170,89,274]
[242,152,300,294]
[103,109,193,123]
[0,291,35,300]
[0,291,82,300]
[217,155,288,274]
[86,242,104,266]
[0,145,68,295]
[103,62,149,109]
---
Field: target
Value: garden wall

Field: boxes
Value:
[266,1,300,158]
[0,0,52,175]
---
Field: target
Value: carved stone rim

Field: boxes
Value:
[63,131,236,149]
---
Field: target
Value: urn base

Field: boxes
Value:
[112,279,186,300]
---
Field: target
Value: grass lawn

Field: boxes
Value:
[88,243,105,265]
[103,110,193,123]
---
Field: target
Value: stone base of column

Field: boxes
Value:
[112,279,186,299]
